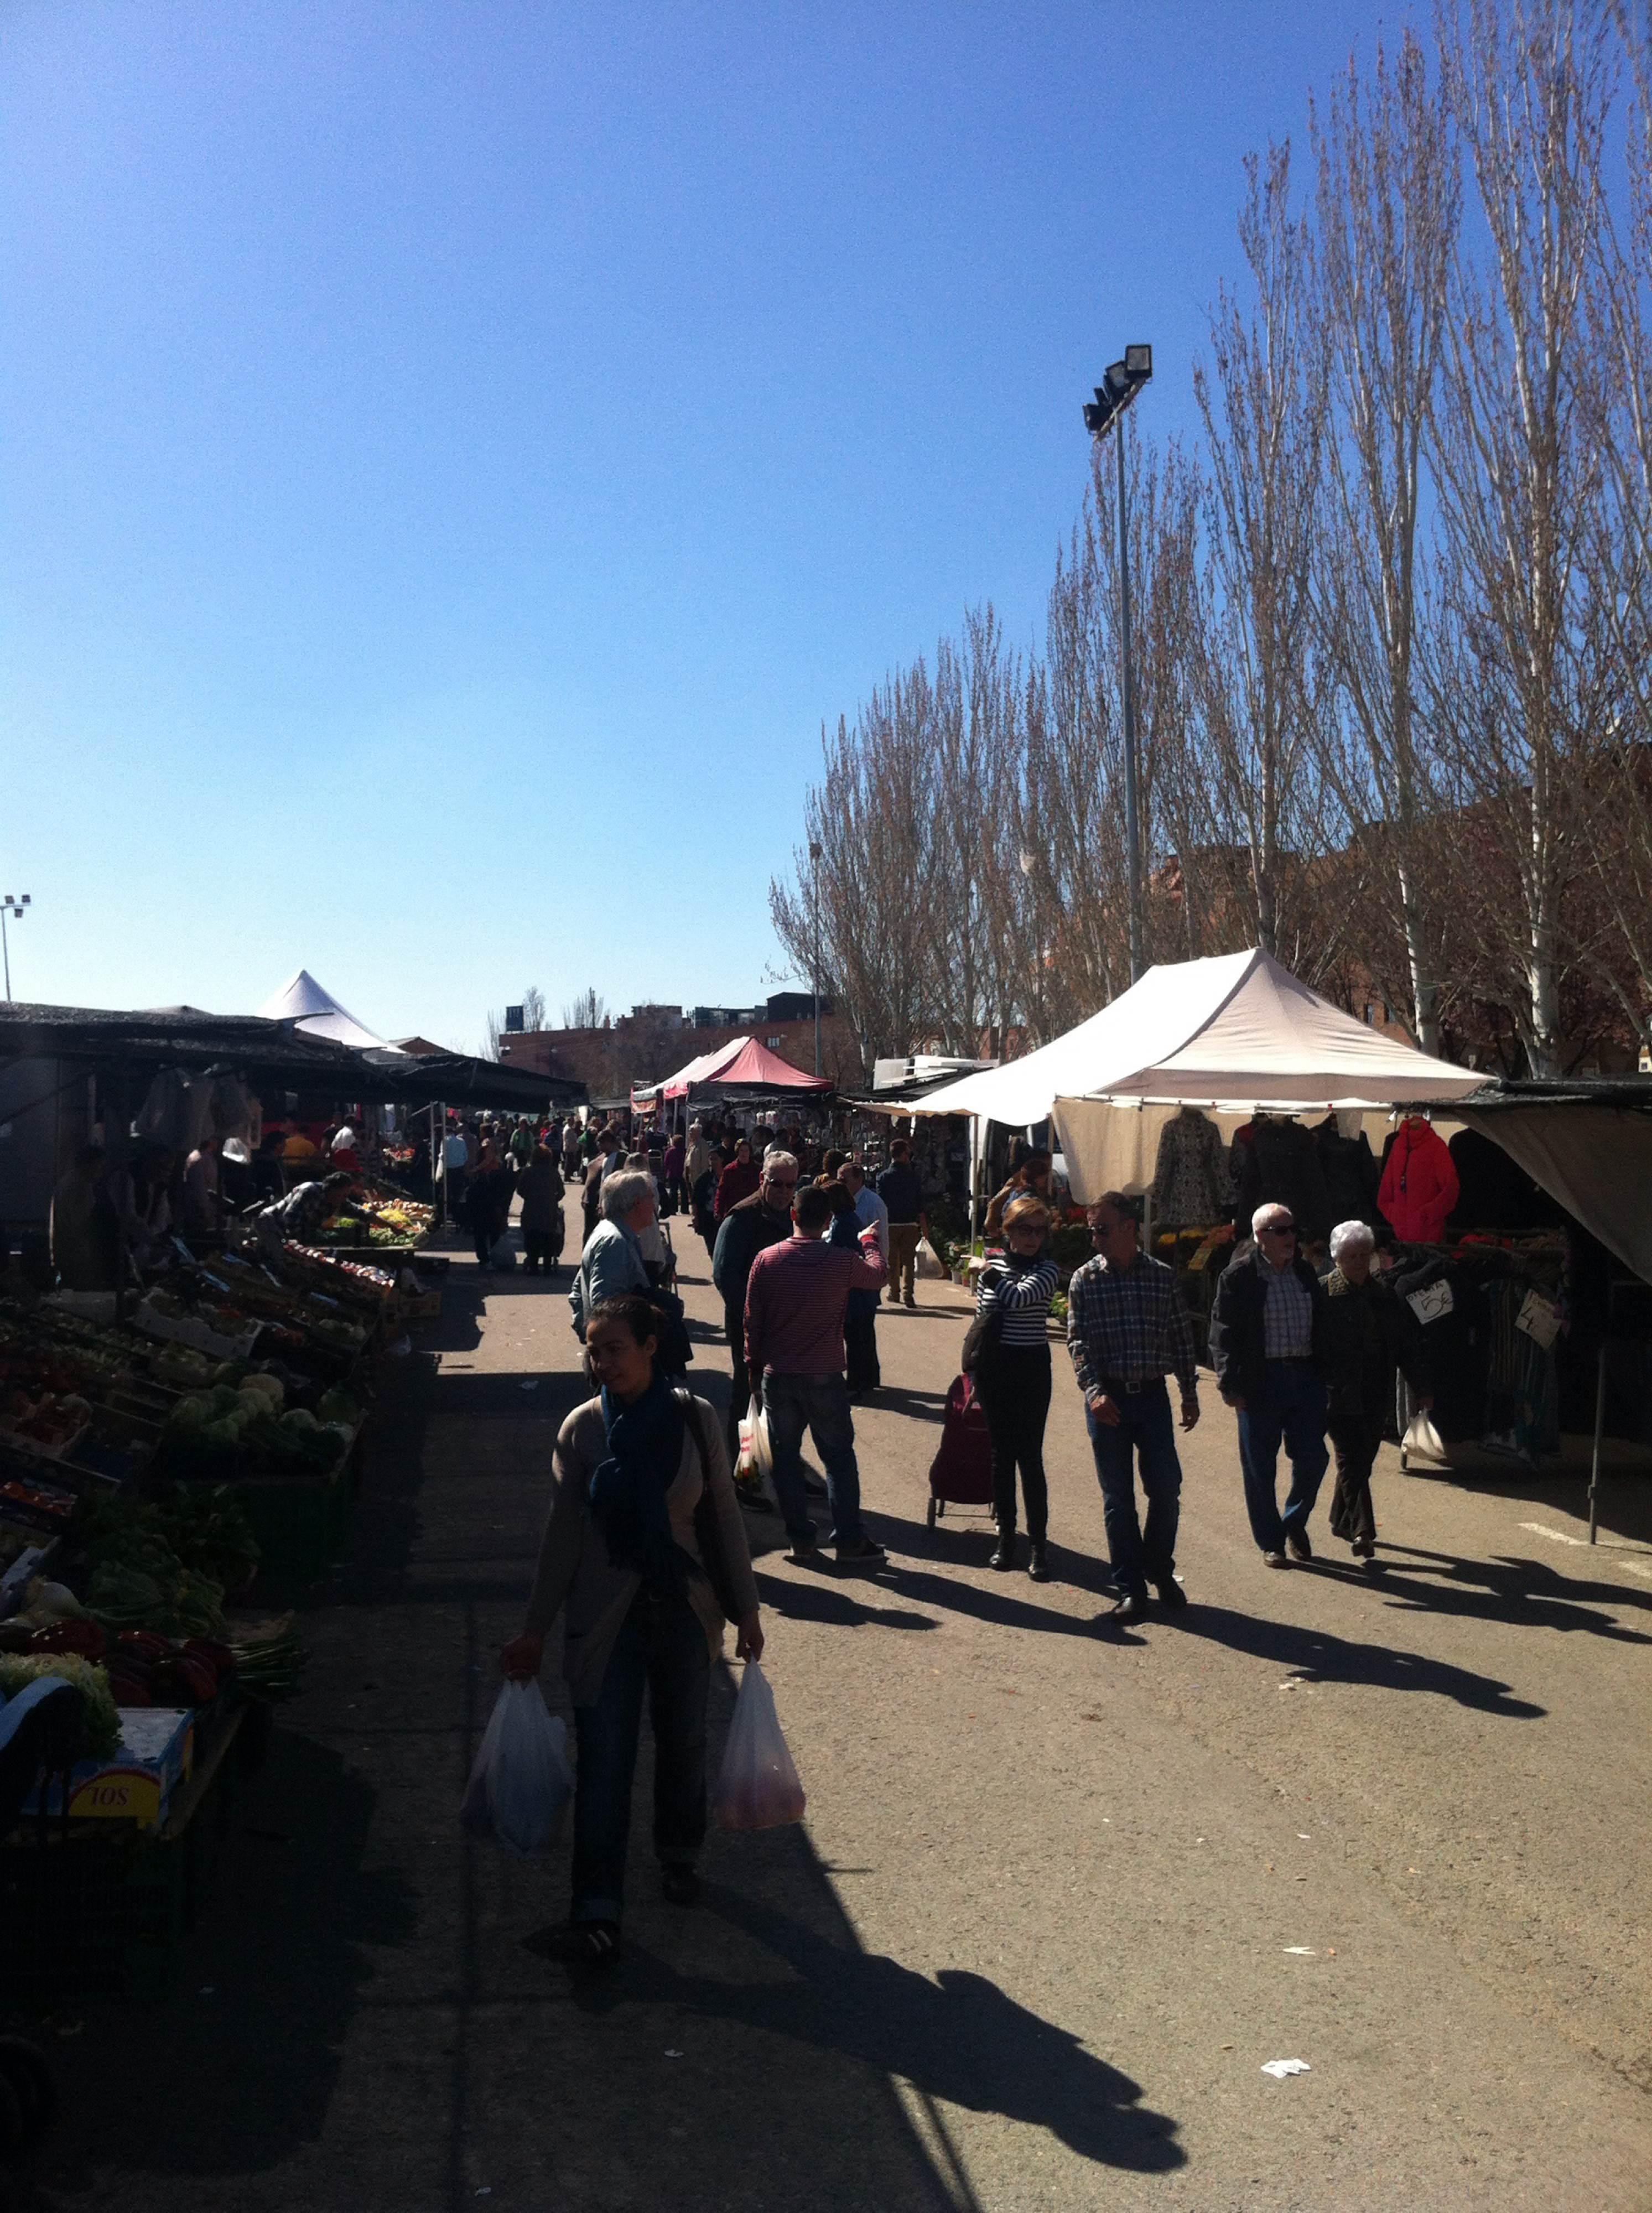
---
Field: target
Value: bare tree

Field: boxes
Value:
[1568,7,1652,1052]
[560,987,608,1030]
[770,675,940,1070]
[1193,142,1342,976]
[1311,30,1460,1051]
[1425,0,1618,1073]
[482,1009,502,1061]
[521,985,547,1033]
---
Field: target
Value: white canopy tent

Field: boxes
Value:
[907,949,1482,1203]
[257,970,406,1056]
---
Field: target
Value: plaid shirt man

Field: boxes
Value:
[1067,1250,1201,1400]
[1261,1262,1315,1359]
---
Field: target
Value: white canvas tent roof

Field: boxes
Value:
[257,970,406,1055]
[906,949,1482,1202]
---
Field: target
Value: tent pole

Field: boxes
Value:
[969,1116,981,1261]
[1589,1341,1607,1544]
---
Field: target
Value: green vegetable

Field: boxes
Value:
[0,1653,121,1757]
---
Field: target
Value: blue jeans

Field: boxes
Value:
[1237,1361,1329,1553]
[1085,1379,1183,1599]
[763,1371,865,1546]
[571,1588,709,1925]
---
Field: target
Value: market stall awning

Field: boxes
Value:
[696,1037,832,1093]
[0,1002,396,1091]
[385,1052,585,1112]
[257,969,405,1053]
[911,949,1479,1128]
[634,1035,829,1104]
[1433,1079,1652,1287]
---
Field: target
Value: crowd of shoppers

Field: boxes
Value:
[493,1102,1448,1968]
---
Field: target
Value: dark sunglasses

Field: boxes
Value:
[1260,1222,1298,1237]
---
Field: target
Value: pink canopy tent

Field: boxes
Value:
[634,1034,832,1106]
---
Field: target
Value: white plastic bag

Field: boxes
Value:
[736,1405,774,1487]
[712,1660,806,1832]
[489,1234,517,1270]
[460,1680,574,1855]
[913,1236,946,1280]
[1402,1408,1447,1462]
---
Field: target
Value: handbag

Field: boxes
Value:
[960,1290,1006,1378]
[675,1389,747,1625]
[645,1285,694,1372]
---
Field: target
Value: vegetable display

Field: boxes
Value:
[0,1653,120,1758]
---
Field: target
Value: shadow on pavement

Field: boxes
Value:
[1348,1541,1652,1635]
[18,1732,418,2204]
[574,1879,1185,2179]
[1161,1602,1546,1716]
[753,1566,941,1633]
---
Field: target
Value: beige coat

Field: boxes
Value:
[523,1391,758,1705]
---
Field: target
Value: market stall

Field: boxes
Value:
[0,1197,424,1996]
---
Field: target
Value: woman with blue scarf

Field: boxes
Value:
[503,1295,762,1966]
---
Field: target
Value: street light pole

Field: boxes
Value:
[809,840,823,1077]
[1,893,31,1002]
[1083,346,1152,985]
[1114,418,1144,985]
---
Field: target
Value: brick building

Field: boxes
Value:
[499,993,864,1100]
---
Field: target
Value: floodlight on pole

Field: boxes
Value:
[1,894,31,1004]
[809,841,824,1077]
[1080,344,1152,983]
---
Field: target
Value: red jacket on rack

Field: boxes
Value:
[1378,1118,1459,1244]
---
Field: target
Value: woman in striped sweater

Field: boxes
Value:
[974,1194,1060,1580]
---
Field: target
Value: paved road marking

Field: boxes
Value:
[1519,1523,1652,1581]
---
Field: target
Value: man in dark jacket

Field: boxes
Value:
[876,1140,927,1310]
[711,1151,799,1460]
[1321,1219,1432,1558]
[1209,1202,1331,1567]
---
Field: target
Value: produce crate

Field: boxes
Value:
[0,1703,245,2001]
[238,1449,357,1589]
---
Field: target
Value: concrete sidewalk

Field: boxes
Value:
[20,1220,1652,2211]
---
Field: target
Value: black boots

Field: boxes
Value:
[989,1526,1017,1571]
[1027,1539,1050,1582]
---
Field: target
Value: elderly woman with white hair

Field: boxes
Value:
[1321,1219,1433,1560]
[570,1169,658,1338]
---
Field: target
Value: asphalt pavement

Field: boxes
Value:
[19,1215,1652,2212]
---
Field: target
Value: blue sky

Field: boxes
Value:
[1,0,1401,1051]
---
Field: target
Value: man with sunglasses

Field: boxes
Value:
[712,1150,801,1463]
[1209,1204,1332,1567]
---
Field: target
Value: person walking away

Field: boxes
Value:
[662,1130,685,1216]
[519,1145,566,1276]
[1067,1192,1201,1622]
[984,1148,1053,1239]
[1209,1204,1331,1567]
[469,1141,514,1268]
[824,1178,881,1398]
[715,1140,760,1222]
[502,1294,762,1965]
[710,1151,798,1460]
[839,1160,888,1398]
[690,1147,724,1266]
[561,1121,583,1183]
[582,1127,624,1246]
[877,1140,927,1310]
[1321,1220,1431,1559]
[744,1182,888,1565]
[683,1121,714,1210]
[441,1120,470,1228]
[571,1171,657,1336]
[973,1196,1059,1579]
